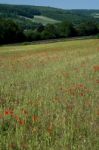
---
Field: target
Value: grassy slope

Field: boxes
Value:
[11,15,59,25]
[32,15,59,25]
[94,14,99,18]
[0,39,99,149]
[0,4,99,24]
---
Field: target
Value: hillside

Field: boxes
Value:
[0,4,99,26]
[93,13,99,18]
[32,15,60,25]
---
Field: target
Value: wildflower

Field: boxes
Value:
[77,84,85,88]
[18,119,25,126]
[97,111,99,116]
[47,123,53,134]
[93,65,99,72]
[4,109,13,116]
[0,114,3,119]
[80,93,84,96]
[32,115,39,122]
[96,80,99,84]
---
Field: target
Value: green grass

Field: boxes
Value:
[32,15,60,25]
[0,39,99,150]
[92,13,99,18]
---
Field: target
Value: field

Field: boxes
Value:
[32,15,59,25]
[0,39,99,150]
[93,14,99,18]
[20,15,59,25]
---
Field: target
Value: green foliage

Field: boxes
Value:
[0,4,41,18]
[34,6,99,24]
[0,4,99,27]
[0,17,99,44]
[41,24,59,39]
[77,21,99,36]
[0,18,25,44]
[36,24,45,32]
[97,34,99,38]
[0,4,99,44]
[13,17,40,30]
[57,21,77,37]
[24,30,41,41]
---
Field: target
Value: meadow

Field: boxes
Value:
[0,39,99,150]
[32,15,59,25]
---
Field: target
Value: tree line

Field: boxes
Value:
[0,18,99,44]
[0,4,41,18]
[1,4,99,24]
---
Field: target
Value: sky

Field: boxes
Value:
[0,0,99,9]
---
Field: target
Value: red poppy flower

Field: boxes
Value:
[93,65,99,72]
[96,80,99,84]
[18,119,25,126]
[80,93,84,96]
[4,110,13,116]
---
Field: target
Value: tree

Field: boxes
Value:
[24,30,41,41]
[36,24,45,32]
[77,21,99,36]
[58,21,76,37]
[41,24,59,39]
[0,19,25,44]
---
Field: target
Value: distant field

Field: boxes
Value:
[32,15,60,25]
[93,13,99,18]
[0,39,99,149]
[19,15,59,25]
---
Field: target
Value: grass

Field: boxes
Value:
[0,39,99,150]
[93,13,99,18]
[32,15,60,25]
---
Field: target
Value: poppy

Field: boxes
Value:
[4,110,13,116]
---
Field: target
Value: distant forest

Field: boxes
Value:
[0,4,99,44]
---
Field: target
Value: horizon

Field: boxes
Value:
[0,3,99,10]
[0,0,99,9]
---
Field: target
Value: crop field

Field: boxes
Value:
[32,15,59,25]
[0,39,99,150]
[93,13,99,18]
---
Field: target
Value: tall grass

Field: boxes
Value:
[0,39,99,150]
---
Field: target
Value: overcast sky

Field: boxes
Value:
[0,0,99,9]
